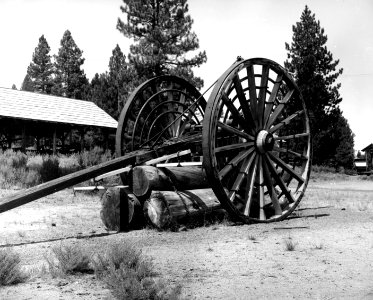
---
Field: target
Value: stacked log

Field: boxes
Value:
[100,165,226,231]
[100,186,144,232]
[131,165,209,198]
[143,189,224,230]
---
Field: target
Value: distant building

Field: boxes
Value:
[0,87,117,154]
[359,143,373,174]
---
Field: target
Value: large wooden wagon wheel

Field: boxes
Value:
[202,58,311,223]
[116,75,206,182]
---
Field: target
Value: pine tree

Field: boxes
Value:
[52,30,88,99]
[108,44,139,116]
[284,6,354,168]
[26,35,54,94]
[21,74,34,91]
[117,0,207,88]
[90,72,115,117]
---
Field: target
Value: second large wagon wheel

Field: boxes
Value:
[116,75,206,183]
[202,58,311,223]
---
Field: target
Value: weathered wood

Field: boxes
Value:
[131,166,208,198]
[0,149,153,214]
[100,186,143,232]
[143,189,224,230]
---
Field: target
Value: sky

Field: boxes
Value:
[0,0,372,151]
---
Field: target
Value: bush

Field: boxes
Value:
[92,242,182,300]
[0,249,28,285]
[39,156,60,182]
[78,146,113,168]
[0,148,114,188]
[45,243,92,277]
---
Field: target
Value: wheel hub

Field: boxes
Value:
[256,130,275,153]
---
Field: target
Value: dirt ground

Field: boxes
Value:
[0,177,373,300]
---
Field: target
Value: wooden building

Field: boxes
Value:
[361,143,373,174]
[0,87,117,154]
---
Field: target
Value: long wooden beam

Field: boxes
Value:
[0,133,203,214]
[0,149,154,214]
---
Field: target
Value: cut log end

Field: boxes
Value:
[100,186,143,232]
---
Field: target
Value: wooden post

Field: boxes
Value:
[80,128,85,152]
[52,127,57,155]
[131,165,209,198]
[21,124,26,152]
[143,189,225,230]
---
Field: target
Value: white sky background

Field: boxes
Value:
[0,0,372,150]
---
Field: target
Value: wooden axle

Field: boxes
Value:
[131,165,208,198]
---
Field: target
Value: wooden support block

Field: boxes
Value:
[143,188,225,230]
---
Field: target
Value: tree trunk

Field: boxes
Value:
[131,166,208,198]
[143,189,225,230]
[100,186,144,232]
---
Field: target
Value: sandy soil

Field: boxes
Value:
[0,177,373,300]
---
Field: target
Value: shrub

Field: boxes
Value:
[78,147,113,168]
[39,156,60,182]
[92,242,182,300]
[284,238,297,251]
[0,249,28,285]
[45,243,92,277]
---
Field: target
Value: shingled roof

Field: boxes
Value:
[0,87,117,129]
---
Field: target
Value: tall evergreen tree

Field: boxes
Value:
[26,35,54,94]
[52,30,88,99]
[285,6,354,169]
[21,74,34,92]
[108,44,139,116]
[90,72,115,117]
[117,0,207,88]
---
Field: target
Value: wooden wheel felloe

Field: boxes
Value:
[202,58,311,223]
[116,75,206,183]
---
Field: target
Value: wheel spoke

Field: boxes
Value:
[266,89,294,129]
[246,66,258,124]
[262,155,283,215]
[166,91,177,136]
[267,151,304,184]
[215,141,254,153]
[221,93,252,133]
[228,152,256,202]
[258,155,266,220]
[233,75,257,129]
[219,147,255,179]
[263,74,283,128]
[257,65,269,128]
[175,90,187,136]
[263,154,296,203]
[273,146,309,160]
[243,155,259,216]
[218,121,254,141]
[275,132,309,141]
[269,110,304,133]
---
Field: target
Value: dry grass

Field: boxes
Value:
[45,243,93,277]
[284,237,297,251]
[302,177,373,212]
[0,249,28,285]
[92,242,183,300]
[43,241,183,300]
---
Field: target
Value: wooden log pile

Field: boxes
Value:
[100,165,227,231]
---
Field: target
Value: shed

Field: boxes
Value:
[0,87,118,153]
[361,143,373,174]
